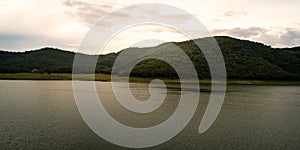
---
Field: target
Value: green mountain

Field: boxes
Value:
[0,36,299,80]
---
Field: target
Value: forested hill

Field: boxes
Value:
[0,36,299,80]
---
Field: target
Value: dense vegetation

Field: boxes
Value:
[0,36,299,80]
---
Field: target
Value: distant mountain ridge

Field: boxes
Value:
[0,36,299,80]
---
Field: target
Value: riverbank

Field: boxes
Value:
[0,73,300,85]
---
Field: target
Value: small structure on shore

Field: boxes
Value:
[31,68,39,73]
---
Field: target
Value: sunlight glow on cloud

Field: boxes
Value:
[102,25,189,54]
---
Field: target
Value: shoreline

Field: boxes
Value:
[0,73,300,86]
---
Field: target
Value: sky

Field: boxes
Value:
[0,0,299,54]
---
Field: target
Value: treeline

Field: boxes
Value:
[0,36,299,80]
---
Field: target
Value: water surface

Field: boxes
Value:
[0,80,299,149]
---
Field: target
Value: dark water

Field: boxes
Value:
[0,80,299,149]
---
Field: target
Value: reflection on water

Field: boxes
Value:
[0,80,299,149]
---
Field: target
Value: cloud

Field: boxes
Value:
[211,27,300,47]
[212,27,268,38]
[63,0,116,26]
[63,1,199,28]
[224,11,248,17]
[62,1,204,54]
[279,28,300,46]
[257,28,300,47]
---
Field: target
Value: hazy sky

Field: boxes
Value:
[0,0,299,54]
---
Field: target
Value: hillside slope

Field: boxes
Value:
[0,36,299,80]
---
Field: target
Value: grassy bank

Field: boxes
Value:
[0,73,300,85]
[0,73,111,81]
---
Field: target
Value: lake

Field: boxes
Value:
[0,80,299,149]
